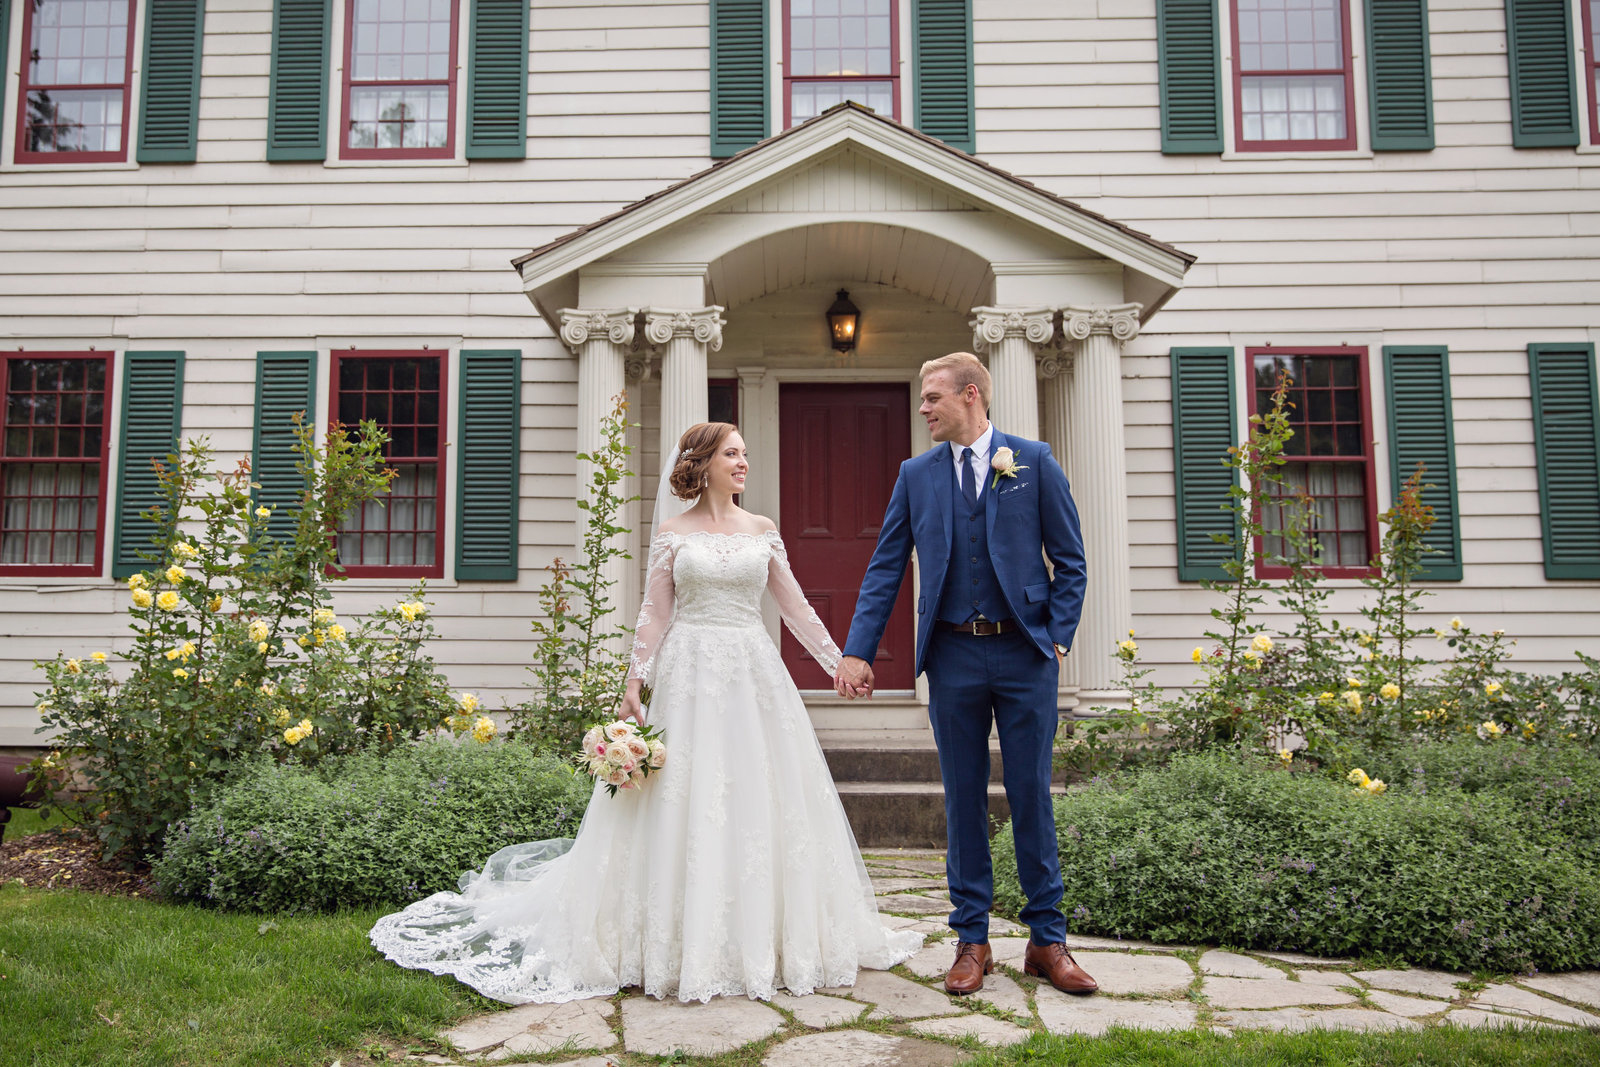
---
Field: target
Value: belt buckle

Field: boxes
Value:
[972,619,998,636]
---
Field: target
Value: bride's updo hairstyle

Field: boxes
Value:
[668,421,739,501]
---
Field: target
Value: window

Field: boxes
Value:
[15,0,136,163]
[1586,1,1599,144]
[1231,0,1355,150]
[1,354,110,575]
[784,0,899,127]
[331,351,446,576]
[1248,347,1377,577]
[341,0,460,159]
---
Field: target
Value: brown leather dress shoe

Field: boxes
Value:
[943,941,995,995]
[1023,941,1098,994]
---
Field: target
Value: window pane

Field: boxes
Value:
[348,0,455,152]
[333,358,442,568]
[1239,74,1345,144]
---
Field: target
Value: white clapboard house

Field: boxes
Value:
[2,0,1598,753]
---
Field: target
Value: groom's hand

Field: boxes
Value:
[835,656,874,700]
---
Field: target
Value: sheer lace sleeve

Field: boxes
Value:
[628,533,678,686]
[764,530,842,676]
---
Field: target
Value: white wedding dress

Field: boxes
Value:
[369,530,922,1003]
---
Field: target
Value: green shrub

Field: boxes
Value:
[153,740,592,912]
[995,747,1600,973]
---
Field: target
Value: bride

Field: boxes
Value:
[369,421,922,1003]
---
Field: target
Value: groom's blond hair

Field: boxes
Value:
[920,352,991,412]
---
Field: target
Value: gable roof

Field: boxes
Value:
[513,102,1193,314]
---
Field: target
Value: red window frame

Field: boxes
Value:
[1585,0,1599,146]
[0,352,112,577]
[330,350,447,578]
[1245,346,1378,579]
[782,0,901,129]
[14,0,137,164]
[1230,0,1357,151]
[339,0,461,160]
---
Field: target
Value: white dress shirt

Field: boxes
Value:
[948,423,995,501]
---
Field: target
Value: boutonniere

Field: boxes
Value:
[990,446,1028,489]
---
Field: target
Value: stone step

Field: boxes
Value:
[822,743,1069,785]
[836,781,1069,849]
[805,695,930,734]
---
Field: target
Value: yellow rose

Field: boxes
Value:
[313,607,336,626]
[272,707,291,727]
[1191,646,1205,664]
[1347,768,1370,786]
[128,573,149,591]
[1485,681,1503,697]
[91,651,107,662]
[1345,677,1362,688]
[165,565,187,583]
[172,542,198,560]
[172,668,189,679]
[326,624,346,642]
[258,642,270,654]
[1317,691,1335,705]
[297,635,311,649]
[65,658,82,673]
[156,590,180,611]
[459,693,481,713]
[1364,778,1387,796]
[1358,633,1374,646]
[208,596,223,613]
[1450,617,1463,630]
[248,619,270,643]
[471,716,497,743]
[1117,639,1138,659]
[132,588,154,609]
[1379,682,1401,700]
[165,647,181,661]
[1344,690,1363,712]
[1278,748,1293,763]
[255,506,271,519]
[1251,633,1274,654]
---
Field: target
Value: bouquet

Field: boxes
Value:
[577,719,667,796]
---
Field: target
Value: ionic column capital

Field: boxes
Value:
[557,307,638,351]
[642,306,726,351]
[1060,303,1143,345]
[1037,350,1075,380]
[968,305,1056,353]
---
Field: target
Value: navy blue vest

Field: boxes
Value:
[939,468,1009,625]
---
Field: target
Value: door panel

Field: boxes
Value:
[778,382,914,689]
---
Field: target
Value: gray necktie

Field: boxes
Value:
[961,447,977,510]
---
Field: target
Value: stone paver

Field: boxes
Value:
[1072,951,1195,996]
[762,1030,964,1067]
[1519,972,1600,1012]
[1293,968,1359,988]
[1062,933,1187,953]
[877,893,953,916]
[970,971,1033,1019]
[1442,1008,1570,1031]
[1365,990,1449,1018]
[1353,968,1467,1000]
[445,1003,571,1053]
[1471,983,1600,1028]
[491,1057,618,1067]
[902,941,958,979]
[1218,1008,1419,1033]
[620,996,783,1057]
[849,968,968,1019]
[879,913,947,935]
[1199,950,1283,979]
[872,878,950,893]
[485,999,617,1057]
[1034,992,1199,1036]
[988,917,1025,936]
[1203,976,1357,1010]
[1258,951,1349,966]
[989,936,1031,966]
[910,1012,1034,1045]
[770,992,866,1029]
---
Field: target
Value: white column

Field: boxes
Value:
[1062,303,1142,708]
[559,307,638,644]
[969,306,1054,440]
[644,306,725,460]
[1038,346,1080,708]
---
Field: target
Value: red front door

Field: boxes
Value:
[778,382,915,690]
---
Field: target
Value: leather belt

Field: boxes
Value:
[935,618,1017,636]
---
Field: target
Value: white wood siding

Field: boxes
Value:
[2,0,1598,742]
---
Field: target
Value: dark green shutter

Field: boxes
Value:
[1529,343,1600,579]
[1505,0,1579,148]
[466,0,528,159]
[267,0,331,161]
[710,0,768,158]
[1384,347,1462,579]
[1365,0,1434,151]
[112,352,186,578]
[1172,347,1239,581]
[1157,0,1223,154]
[252,352,317,543]
[455,350,521,579]
[912,0,974,154]
[0,1,10,124]
[138,0,206,163]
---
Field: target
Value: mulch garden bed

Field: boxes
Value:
[0,825,155,897]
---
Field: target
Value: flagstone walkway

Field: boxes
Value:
[401,850,1600,1066]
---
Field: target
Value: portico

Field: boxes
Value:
[514,104,1194,715]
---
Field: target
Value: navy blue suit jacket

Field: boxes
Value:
[842,429,1087,677]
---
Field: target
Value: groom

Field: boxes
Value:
[834,352,1096,997]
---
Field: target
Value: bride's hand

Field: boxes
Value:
[618,689,646,726]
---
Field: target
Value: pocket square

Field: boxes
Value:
[999,480,1031,495]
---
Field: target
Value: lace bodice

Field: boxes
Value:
[629,530,841,686]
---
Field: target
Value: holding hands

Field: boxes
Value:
[834,655,875,700]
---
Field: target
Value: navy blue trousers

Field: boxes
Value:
[924,627,1066,945]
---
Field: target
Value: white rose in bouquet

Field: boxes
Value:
[624,736,650,761]
[604,765,630,788]
[605,741,630,766]
[582,725,604,752]
[604,720,636,741]
[647,740,667,769]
